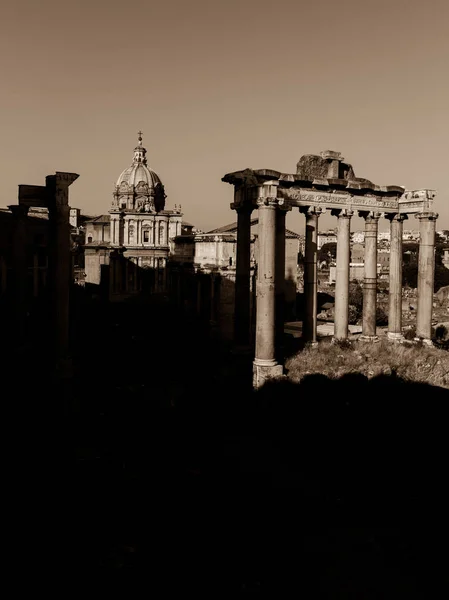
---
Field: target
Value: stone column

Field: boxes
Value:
[33,253,39,297]
[303,206,321,345]
[232,197,253,349]
[210,273,216,323]
[8,204,29,346]
[360,212,381,342]
[253,182,283,388]
[111,216,117,245]
[118,213,124,246]
[196,275,202,315]
[162,258,167,292]
[46,172,79,367]
[415,212,438,344]
[332,209,353,341]
[275,207,287,359]
[1,256,7,294]
[124,219,129,245]
[387,214,406,341]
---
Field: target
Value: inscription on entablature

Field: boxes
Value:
[398,200,432,212]
[281,189,398,209]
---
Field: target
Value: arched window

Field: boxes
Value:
[87,235,93,243]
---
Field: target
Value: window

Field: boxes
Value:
[87,235,93,243]
[143,230,149,243]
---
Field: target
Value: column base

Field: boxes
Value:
[253,359,283,389]
[359,335,379,343]
[331,336,349,345]
[306,340,319,348]
[387,332,404,342]
[414,337,434,347]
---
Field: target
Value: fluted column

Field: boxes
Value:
[415,212,438,344]
[303,206,322,345]
[232,196,253,348]
[387,214,406,341]
[333,209,353,341]
[360,212,381,341]
[253,182,283,388]
[275,207,287,360]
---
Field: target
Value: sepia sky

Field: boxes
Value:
[0,0,448,234]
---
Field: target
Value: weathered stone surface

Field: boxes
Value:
[253,362,283,389]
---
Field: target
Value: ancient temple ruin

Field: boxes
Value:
[223,150,438,388]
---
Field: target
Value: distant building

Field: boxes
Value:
[403,229,420,241]
[83,132,183,299]
[169,218,302,339]
[351,231,365,244]
[0,205,85,302]
[378,231,390,242]
[351,243,364,263]
[442,249,449,270]
[317,230,337,250]
[329,263,382,283]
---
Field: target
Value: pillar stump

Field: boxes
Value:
[46,172,79,374]
[232,201,253,351]
[8,204,30,347]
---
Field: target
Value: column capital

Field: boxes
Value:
[300,205,323,216]
[385,213,408,223]
[331,208,354,219]
[255,180,281,209]
[414,212,439,222]
[256,197,278,208]
[359,210,382,221]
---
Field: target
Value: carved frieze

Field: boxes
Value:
[279,188,399,211]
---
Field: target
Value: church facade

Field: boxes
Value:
[84,133,183,299]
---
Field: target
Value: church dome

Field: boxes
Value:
[113,131,166,212]
[116,162,162,189]
[116,131,163,190]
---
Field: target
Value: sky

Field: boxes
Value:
[0,0,448,234]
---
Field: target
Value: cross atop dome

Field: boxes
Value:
[137,130,143,146]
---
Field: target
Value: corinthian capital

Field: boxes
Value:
[359,210,382,221]
[415,212,439,222]
[331,208,354,219]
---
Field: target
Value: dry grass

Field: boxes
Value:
[285,338,449,389]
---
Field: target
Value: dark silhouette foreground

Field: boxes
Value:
[5,301,449,594]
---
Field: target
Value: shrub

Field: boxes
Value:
[348,305,359,325]
[348,283,363,310]
[403,326,416,340]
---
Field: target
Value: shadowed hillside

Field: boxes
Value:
[5,301,449,593]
